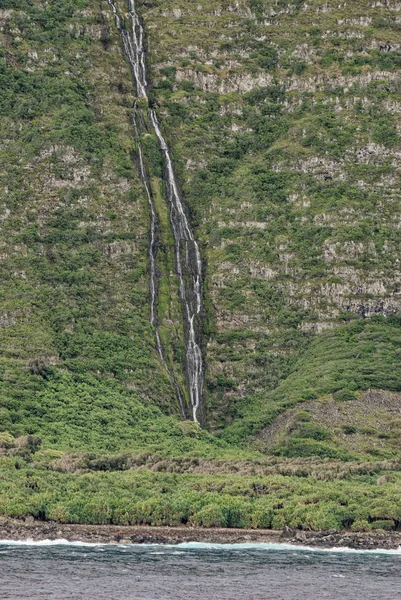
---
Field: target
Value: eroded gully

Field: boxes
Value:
[107,0,204,422]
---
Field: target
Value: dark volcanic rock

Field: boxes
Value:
[1,518,401,550]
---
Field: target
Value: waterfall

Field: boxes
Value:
[134,117,186,418]
[107,0,204,422]
[149,112,204,422]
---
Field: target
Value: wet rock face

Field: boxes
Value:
[280,527,401,550]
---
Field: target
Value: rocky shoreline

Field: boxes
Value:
[1,517,400,550]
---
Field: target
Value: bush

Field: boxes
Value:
[296,412,311,423]
[192,505,227,528]
[14,435,41,453]
[343,425,357,435]
[351,519,371,532]
[274,439,354,460]
[176,421,201,437]
[223,499,252,528]
[0,432,15,449]
[288,503,346,531]
[371,519,394,531]
[251,503,273,528]
[296,424,331,441]
[333,390,356,402]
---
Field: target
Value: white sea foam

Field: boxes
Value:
[0,539,108,547]
[0,539,400,555]
[172,542,401,555]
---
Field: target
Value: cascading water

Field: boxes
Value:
[134,117,186,419]
[150,112,204,422]
[107,0,204,421]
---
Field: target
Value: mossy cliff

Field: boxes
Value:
[0,0,401,531]
[138,0,401,434]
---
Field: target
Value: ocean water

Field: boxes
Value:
[1,541,400,600]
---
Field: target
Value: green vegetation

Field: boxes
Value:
[1,451,401,531]
[222,317,401,444]
[142,0,401,429]
[0,0,401,531]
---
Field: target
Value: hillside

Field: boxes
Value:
[1,0,401,532]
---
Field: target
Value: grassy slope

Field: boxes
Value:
[1,0,401,531]
[222,316,401,451]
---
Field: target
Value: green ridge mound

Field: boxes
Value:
[1,0,401,531]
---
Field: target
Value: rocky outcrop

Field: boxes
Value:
[1,518,401,550]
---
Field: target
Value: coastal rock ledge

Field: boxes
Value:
[1,518,400,551]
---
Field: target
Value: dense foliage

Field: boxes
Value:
[1,455,401,531]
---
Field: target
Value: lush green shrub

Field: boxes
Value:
[343,425,357,435]
[274,439,354,460]
[370,520,394,531]
[334,390,357,402]
[296,424,331,442]
[192,505,227,528]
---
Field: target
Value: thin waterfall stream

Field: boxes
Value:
[134,116,186,418]
[107,0,204,422]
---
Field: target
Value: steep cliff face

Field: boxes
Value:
[2,0,401,533]
[134,0,401,436]
[0,0,401,457]
[0,0,191,451]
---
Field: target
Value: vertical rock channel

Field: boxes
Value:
[107,0,205,422]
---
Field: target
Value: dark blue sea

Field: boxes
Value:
[1,540,400,599]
